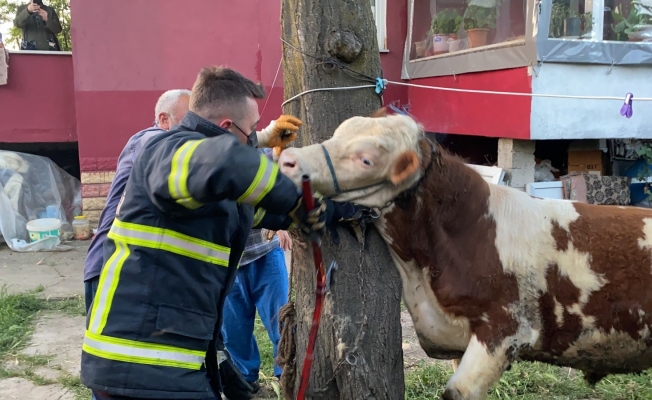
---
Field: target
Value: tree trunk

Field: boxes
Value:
[280,1,405,399]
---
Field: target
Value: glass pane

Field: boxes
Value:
[548,0,596,40]
[606,0,652,42]
[410,0,527,61]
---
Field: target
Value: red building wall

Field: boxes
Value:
[407,68,532,139]
[69,0,408,223]
[0,53,76,143]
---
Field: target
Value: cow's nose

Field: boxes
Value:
[279,151,298,175]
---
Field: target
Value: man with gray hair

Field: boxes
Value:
[83,89,191,313]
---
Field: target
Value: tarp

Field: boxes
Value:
[0,150,81,251]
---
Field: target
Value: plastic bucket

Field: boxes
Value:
[26,218,61,242]
[432,35,450,54]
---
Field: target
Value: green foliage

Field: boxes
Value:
[405,360,652,399]
[431,8,463,35]
[612,2,652,41]
[582,12,593,37]
[549,2,568,38]
[0,0,71,51]
[549,2,593,38]
[463,5,497,30]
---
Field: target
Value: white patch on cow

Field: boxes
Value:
[375,214,471,356]
[554,298,564,326]
[486,184,607,312]
[446,335,511,400]
[567,303,597,328]
[637,218,652,273]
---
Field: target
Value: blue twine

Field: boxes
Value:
[375,78,387,95]
[388,101,412,117]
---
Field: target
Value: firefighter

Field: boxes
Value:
[81,66,360,400]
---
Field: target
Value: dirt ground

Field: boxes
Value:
[0,241,431,399]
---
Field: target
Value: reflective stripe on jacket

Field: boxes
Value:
[80,111,299,399]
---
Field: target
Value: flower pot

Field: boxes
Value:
[564,17,580,38]
[448,35,464,52]
[628,26,652,42]
[466,28,489,48]
[415,39,428,57]
[432,34,450,55]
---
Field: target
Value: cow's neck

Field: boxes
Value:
[382,145,492,264]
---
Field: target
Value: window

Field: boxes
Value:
[403,0,537,78]
[409,0,528,61]
[538,0,652,64]
[371,0,389,52]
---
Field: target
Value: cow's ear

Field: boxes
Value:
[390,150,420,185]
[369,107,388,118]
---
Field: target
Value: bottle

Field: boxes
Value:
[72,215,91,240]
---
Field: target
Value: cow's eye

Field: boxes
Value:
[362,158,373,166]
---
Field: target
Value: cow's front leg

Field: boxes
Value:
[442,335,511,400]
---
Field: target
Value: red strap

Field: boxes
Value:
[296,178,326,400]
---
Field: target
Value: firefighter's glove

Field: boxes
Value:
[257,115,302,149]
[289,195,334,236]
[218,350,257,400]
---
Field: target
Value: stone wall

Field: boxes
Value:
[497,138,535,191]
[81,171,115,227]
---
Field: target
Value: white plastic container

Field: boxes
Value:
[73,215,91,240]
[26,218,61,242]
[432,34,450,54]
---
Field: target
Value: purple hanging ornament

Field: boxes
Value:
[620,92,633,118]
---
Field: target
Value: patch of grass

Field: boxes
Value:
[59,373,92,400]
[42,294,86,317]
[0,287,45,357]
[254,313,283,399]
[0,287,88,396]
[405,360,652,399]
[0,286,86,357]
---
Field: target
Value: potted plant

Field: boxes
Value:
[463,5,497,48]
[580,11,593,38]
[414,31,433,58]
[564,9,581,38]
[415,37,429,57]
[612,3,652,42]
[549,2,568,38]
[430,8,463,54]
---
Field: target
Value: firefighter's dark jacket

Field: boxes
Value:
[80,111,300,399]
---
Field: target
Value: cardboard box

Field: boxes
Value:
[568,150,604,176]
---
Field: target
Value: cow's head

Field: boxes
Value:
[278,108,431,208]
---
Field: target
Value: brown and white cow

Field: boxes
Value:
[278,112,652,400]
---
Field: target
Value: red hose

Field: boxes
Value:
[296,176,327,400]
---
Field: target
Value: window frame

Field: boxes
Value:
[372,0,389,52]
[402,0,539,79]
[537,0,652,65]
[7,50,72,56]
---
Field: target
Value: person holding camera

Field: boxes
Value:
[13,0,62,51]
[0,32,8,86]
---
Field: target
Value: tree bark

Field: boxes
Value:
[280,1,405,399]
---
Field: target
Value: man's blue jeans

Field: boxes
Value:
[222,247,289,382]
[84,277,100,315]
